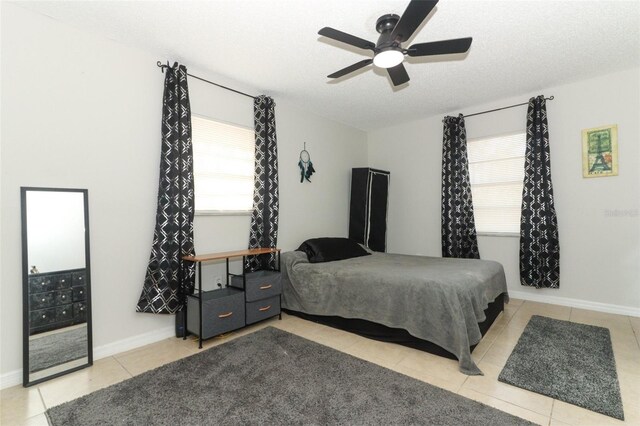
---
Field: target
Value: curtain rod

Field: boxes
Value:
[443,95,555,122]
[156,61,256,100]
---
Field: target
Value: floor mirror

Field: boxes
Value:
[21,187,93,386]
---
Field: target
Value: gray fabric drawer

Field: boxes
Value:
[246,295,280,325]
[72,271,86,286]
[230,270,281,302]
[55,289,73,305]
[30,292,55,310]
[29,276,55,293]
[187,288,245,339]
[30,308,56,328]
[72,286,87,302]
[54,274,72,290]
[56,305,73,322]
[73,302,87,322]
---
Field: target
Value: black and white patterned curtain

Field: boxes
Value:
[520,96,560,288]
[137,63,195,313]
[246,95,279,271]
[441,114,480,259]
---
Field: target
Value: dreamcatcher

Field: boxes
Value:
[298,143,316,183]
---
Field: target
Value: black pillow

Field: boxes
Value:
[297,237,371,263]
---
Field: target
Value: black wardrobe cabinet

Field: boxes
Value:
[348,168,390,252]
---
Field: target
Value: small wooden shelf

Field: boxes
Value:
[182,247,280,263]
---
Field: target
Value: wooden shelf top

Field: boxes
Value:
[182,247,280,263]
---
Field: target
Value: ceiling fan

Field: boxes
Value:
[318,0,472,86]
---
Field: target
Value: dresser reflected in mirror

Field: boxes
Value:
[21,187,92,386]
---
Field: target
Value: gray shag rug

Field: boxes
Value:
[498,315,624,420]
[29,326,87,373]
[48,327,534,425]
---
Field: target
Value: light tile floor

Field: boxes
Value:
[2,299,639,426]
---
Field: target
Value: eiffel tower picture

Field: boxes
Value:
[582,124,618,178]
[589,131,611,172]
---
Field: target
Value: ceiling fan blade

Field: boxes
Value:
[327,59,373,79]
[387,63,410,86]
[390,0,438,43]
[319,27,376,51]
[408,37,473,56]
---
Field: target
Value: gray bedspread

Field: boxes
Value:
[280,251,508,375]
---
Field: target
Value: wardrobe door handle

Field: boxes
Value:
[258,305,272,312]
[259,284,272,290]
[218,312,233,318]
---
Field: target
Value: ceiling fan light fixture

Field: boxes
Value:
[320,0,472,86]
[373,48,404,69]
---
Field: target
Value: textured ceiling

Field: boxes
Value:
[14,0,640,131]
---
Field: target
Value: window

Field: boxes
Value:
[467,132,526,234]
[192,115,254,213]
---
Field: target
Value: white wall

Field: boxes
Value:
[190,78,368,290]
[368,68,640,314]
[0,3,366,382]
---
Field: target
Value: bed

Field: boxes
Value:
[280,238,509,375]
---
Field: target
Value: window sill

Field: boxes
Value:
[195,210,252,217]
[477,232,520,238]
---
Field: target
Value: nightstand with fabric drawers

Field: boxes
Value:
[230,270,282,325]
[27,268,87,335]
[182,248,281,348]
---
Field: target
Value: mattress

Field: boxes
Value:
[281,250,509,375]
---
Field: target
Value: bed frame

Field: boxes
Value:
[284,292,505,360]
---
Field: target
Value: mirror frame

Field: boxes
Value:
[21,187,93,387]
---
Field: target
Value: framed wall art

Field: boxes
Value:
[582,124,618,178]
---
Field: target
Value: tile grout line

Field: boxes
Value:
[37,386,48,410]
[460,300,523,392]
[462,387,552,422]
[474,298,523,365]
[469,387,554,419]
[111,355,135,378]
[459,374,471,390]
[549,399,556,425]
[628,316,640,350]
[463,301,556,420]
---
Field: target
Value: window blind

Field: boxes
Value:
[467,132,526,234]
[192,115,254,213]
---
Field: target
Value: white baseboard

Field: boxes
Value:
[92,325,175,360]
[0,325,175,390]
[509,290,640,317]
[0,369,22,390]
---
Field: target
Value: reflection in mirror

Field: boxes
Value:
[27,191,86,273]
[22,187,92,386]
